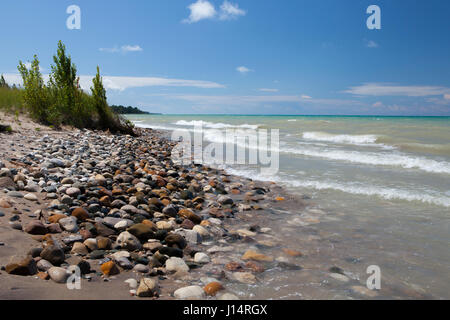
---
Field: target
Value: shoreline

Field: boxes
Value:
[0,117,310,300]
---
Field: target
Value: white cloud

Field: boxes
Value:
[99,45,143,53]
[445,94,450,100]
[2,73,224,91]
[183,0,216,23]
[236,66,252,74]
[259,88,278,92]
[301,94,312,99]
[344,83,450,97]
[219,1,246,20]
[157,94,365,108]
[366,40,378,48]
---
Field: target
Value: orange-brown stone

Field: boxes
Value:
[204,282,223,296]
[48,214,68,224]
[282,248,303,257]
[71,207,89,221]
[242,250,274,262]
[101,261,120,276]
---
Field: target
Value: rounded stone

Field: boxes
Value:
[48,267,69,283]
[194,252,210,264]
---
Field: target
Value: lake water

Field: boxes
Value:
[127,114,450,299]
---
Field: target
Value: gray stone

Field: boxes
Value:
[48,267,69,283]
[165,257,189,273]
[174,285,205,299]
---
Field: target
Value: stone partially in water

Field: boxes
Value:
[165,257,189,273]
[174,285,205,300]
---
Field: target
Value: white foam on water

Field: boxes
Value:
[302,131,380,145]
[223,167,450,208]
[173,120,260,130]
[282,146,450,174]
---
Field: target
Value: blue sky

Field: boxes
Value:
[1,0,450,115]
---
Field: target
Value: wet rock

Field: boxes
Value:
[232,272,256,284]
[178,209,201,224]
[164,233,187,249]
[204,282,223,296]
[174,285,205,299]
[218,195,233,205]
[218,293,239,300]
[194,252,210,264]
[180,219,195,230]
[174,229,202,245]
[159,246,183,257]
[165,257,189,273]
[242,250,273,262]
[245,261,265,273]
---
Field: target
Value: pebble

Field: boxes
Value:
[203,282,223,296]
[194,252,211,264]
[232,272,257,284]
[174,285,205,299]
[24,193,38,201]
[48,267,69,283]
[124,278,138,289]
[136,278,158,297]
[165,257,189,273]
[218,293,239,300]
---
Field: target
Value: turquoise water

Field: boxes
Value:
[127,114,450,298]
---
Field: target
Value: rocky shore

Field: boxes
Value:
[0,121,306,300]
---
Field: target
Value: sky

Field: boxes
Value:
[1,0,450,115]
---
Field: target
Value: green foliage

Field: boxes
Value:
[0,85,23,113]
[9,40,136,135]
[110,105,150,114]
[17,56,51,123]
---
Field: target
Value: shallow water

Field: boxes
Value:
[127,114,450,299]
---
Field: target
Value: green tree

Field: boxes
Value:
[91,66,110,129]
[0,74,8,88]
[48,40,78,124]
[17,56,50,122]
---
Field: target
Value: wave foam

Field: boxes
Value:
[282,146,450,174]
[174,120,259,130]
[302,131,380,145]
[223,168,450,207]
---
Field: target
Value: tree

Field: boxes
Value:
[0,74,8,88]
[91,66,110,129]
[18,55,49,122]
[48,40,78,123]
